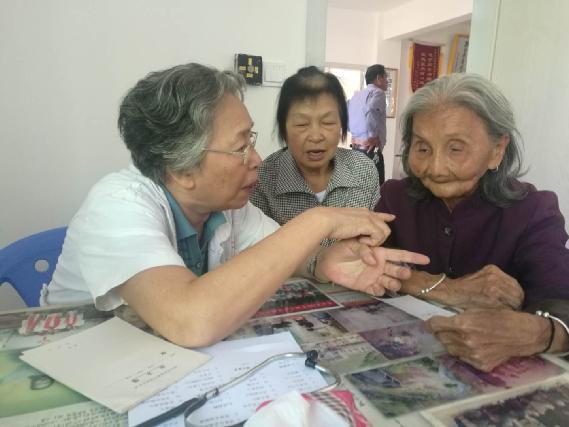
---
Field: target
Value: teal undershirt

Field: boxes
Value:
[162,188,226,276]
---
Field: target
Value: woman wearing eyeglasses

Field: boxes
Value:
[250,67,380,233]
[43,63,429,348]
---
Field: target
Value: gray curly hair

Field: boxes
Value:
[400,73,526,206]
[118,63,245,183]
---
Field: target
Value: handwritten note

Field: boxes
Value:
[20,317,211,413]
[128,332,328,427]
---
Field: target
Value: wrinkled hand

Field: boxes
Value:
[426,309,549,372]
[316,207,394,247]
[317,239,430,296]
[405,265,524,310]
[447,265,524,309]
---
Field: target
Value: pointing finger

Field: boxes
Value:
[383,248,430,266]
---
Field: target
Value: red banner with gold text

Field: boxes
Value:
[411,42,441,92]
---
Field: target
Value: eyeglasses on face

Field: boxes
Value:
[202,131,258,165]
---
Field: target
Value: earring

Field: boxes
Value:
[491,164,499,173]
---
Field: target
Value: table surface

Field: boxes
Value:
[1,279,568,427]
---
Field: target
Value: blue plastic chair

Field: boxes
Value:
[0,227,67,307]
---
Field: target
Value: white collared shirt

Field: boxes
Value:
[41,165,279,310]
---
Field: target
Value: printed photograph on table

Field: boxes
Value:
[441,354,566,393]
[229,311,348,345]
[300,333,388,374]
[314,283,377,308]
[329,301,417,333]
[423,374,569,427]
[347,356,475,417]
[254,279,340,318]
[0,304,113,351]
[360,321,445,360]
[346,354,565,418]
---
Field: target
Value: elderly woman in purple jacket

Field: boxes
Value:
[376,73,569,372]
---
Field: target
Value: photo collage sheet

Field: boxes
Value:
[422,373,569,426]
[2,281,569,426]
[0,304,126,425]
[231,278,569,426]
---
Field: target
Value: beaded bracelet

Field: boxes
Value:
[418,273,446,296]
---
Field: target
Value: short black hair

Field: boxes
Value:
[365,64,386,84]
[276,66,348,145]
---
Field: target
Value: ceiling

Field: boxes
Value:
[327,0,415,12]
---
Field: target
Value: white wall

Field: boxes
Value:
[0,0,310,248]
[326,8,379,65]
[382,0,472,40]
[468,0,569,227]
[306,0,328,67]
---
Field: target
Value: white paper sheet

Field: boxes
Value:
[128,332,328,427]
[20,317,211,413]
[378,295,456,320]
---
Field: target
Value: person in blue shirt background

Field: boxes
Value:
[348,64,388,185]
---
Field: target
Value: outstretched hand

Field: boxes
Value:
[317,239,430,296]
